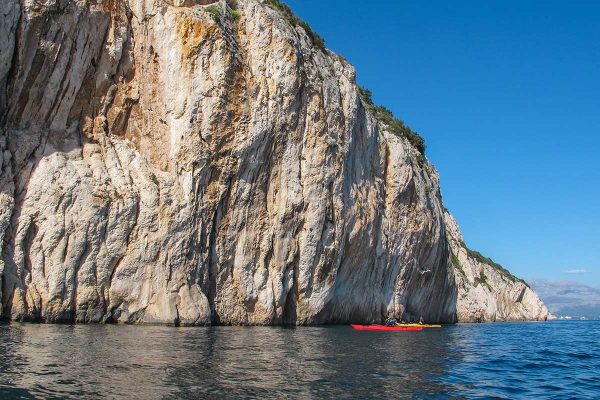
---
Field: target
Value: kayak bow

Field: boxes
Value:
[351,324,423,331]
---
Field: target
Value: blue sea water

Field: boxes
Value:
[0,321,598,399]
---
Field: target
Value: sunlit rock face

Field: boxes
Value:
[444,214,549,322]
[0,0,547,325]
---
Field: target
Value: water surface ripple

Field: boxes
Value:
[0,321,598,399]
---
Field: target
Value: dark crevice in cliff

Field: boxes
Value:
[515,286,526,304]
[207,200,222,325]
[0,272,4,319]
[174,304,181,327]
[1,284,16,321]
[22,220,38,283]
[1,201,22,321]
[0,4,27,126]
[126,307,146,324]
[282,251,300,325]
[0,4,21,124]
[314,181,336,285]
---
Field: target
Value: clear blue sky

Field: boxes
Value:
[285,0,600,286]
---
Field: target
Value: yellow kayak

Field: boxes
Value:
[396,323,442,328]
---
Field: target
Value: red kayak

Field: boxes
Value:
[351,324,423,331]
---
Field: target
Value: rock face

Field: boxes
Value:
[0,0,548,325]
[445,214,548,322]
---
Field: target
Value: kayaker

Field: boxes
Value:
[419,316,424,325]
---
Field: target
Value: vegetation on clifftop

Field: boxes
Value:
[358,86,426,158]
[264,0,326,51]
[206,5,221,22]
[205,1,241,24]
[462,242,529,287]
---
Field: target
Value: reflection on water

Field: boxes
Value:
[0,322,598,399]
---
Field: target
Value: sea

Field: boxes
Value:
[0,321,598,399]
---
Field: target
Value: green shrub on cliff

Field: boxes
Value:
[451,251,467,277]
[206,5,221,22]
[359,86,374,106]
[358,86,426,156]
[462,242,529,287]
[264,0,326,51]
[474,269,492,289]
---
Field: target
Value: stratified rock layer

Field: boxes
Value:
[0,0,547,325]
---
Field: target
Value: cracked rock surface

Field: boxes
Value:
[0,0,548,325]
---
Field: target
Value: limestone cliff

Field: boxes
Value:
[0,0,548,325]
[445,213,549,322]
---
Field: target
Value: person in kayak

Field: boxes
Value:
[419,316,424,325]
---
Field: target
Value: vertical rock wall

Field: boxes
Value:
[0,0,546,325]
